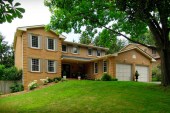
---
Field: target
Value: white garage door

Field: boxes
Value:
[116,64,132,81]
[136,65,149,82]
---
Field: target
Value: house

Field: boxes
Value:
[14,25,155,89]
[121,43,160,67]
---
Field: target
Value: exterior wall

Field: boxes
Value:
[15,35,22,69]
[22,28,62,89]
[62,42,106,58]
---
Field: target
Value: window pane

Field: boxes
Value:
[103,61,107,72]
[94,63,98,73]
[48,60,55,72]
[48,39,54,50]
[62,45,67,52]
[32,59,39,71]
[97,50,101,56]
[73,47,78,53]
[88,49,92,55]
[32,36,38,48]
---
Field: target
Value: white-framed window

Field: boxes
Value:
[62,45,67,52]
[72,46,78,54]
[31,35,41,49]
[97,50,101,56]
[88,48,92,56]
[48,60,56,73]
[31,58,40,72]
[47,38,55,50]
[103,61,107,72]
[94,62,98,74]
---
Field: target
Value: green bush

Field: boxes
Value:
[53,77,62,81]
[10,82,24,93]
[54,79,59,83]
[152,65,161,81]
[28,80,38,90]
[0,65,5,80]
[101,73,112,81]
[47,78,53,83]
[112,78,118,81]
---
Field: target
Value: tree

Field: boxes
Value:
[0,0,25,23]
[79,32,92,44]
[45,0,170,86]
[94,29,126,53]
[0,33,14,68]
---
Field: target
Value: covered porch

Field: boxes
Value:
[61,55,93,79]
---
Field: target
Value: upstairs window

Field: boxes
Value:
[97,50,101,56]
[72,46,78,54]
[88,49,92,56]
[47,38,55,50]
[62,45,67,52]
[31,58,40,72]
[94,62,98,73]
[103,61,107,72]
[31,35,39,48]
[48,60,56,73]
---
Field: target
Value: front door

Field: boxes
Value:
[62,64,71,78]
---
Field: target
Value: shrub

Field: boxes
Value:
[101,73,112,81]
[10,82,24,93]
[53,77,62,81]
[47,78,53,83]
[28,80,38,90]
[112,78,118,81]
[40,78,48,85]
[152,65,161,81]
[54,79,59,83]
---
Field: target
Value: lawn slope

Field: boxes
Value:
[0,80,170,113]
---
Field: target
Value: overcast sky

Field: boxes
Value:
[0,0,80,45]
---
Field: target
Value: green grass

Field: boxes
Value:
[0,80,170,113]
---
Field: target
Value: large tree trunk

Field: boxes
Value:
[160,48,170,86]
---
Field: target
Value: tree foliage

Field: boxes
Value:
[0,33,14,68]
[45,0,170,86]
[0,0,25,23]
[79,31,92,44]
[94,29,126,53]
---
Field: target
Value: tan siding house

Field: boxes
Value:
[14,25,155,89]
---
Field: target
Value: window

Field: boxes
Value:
[97,50,101,56]
[72,46,78,54]
[62,45,67,52]
[31,35,39,48]
[94,62,98,73]
[103,61,107,72]
[48,60,55,72]
[47,38,54,50]
[88,49,92,55]
[152,48,156,54]
[31,59,40,72]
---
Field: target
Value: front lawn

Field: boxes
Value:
[0,80,170,113]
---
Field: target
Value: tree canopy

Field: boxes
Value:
[45,0,170,86]
[0,0,25,23]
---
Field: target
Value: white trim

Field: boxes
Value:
[47,37,55,51]
[88,48,93,56]
[72,46,78,54]
[30,34,40,49]
[47,60,56,73]
[31,58,40,72]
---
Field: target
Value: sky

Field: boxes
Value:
[0,0,80,45]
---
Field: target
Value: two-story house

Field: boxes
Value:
[14,25,155,89]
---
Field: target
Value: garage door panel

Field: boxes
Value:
[136,65,149,82]
[116,64,132,81]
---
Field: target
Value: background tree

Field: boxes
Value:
[0,33,14,68]
[79,32,92,44]
[45,0,170,86]
[94,29,126,53]
[0,0,25,23]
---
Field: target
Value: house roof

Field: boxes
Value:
[13,25,66,49]
[118,47,156,62]
[63,41,109,51]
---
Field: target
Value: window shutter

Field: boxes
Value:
[38,36,42,49]
[45,60,48,72]
[39,59,43,72]
[93,50,96,56]
[28,34,32,47]
[55,39,58,51]
[55,61,57,73]
[28,58,31,72]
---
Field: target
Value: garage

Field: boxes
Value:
[116,64,132,81]
[136,65,149,82]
